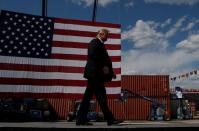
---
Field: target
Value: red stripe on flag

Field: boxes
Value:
[0,78,121,87]
[53,41,88,48]
[54,29,121,39]
[0,63,121,74]
[114,68,121,74]
[52,41,121,50]
[0,63,83,73]
[51,54,121,62]
[0,92,120,99]
[55,19,121,28]
[105,44,121,50]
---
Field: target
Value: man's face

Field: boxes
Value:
[100,32,108,42]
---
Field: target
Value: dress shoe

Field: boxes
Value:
[76,121,93,126]
[107,120,123,126]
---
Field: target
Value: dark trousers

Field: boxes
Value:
[178,98,183,108]
[76,78,115,123]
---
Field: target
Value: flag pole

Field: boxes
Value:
[42,0,47,17]
[45,0,48,16]
[92,0,98,22]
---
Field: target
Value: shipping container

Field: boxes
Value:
[122,75,169,97]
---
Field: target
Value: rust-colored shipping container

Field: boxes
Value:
[46,75,170,120]
[122,75,169,97]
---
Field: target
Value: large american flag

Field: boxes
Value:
[0,10,121,99]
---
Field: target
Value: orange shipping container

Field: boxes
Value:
[122,75,169,97]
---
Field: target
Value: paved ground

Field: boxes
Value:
[0,119,199,129]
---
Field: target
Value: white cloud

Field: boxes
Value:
[122,17,187,51]
[122,50,173,75]
[182,22,195,31]
[122,47,199,76]
[182,19,199,31]
[146,21,160,29]
[165,16,187,38]
[170,76,199,89]
[161,18,172,28]
[144,0,199,6]
[70,0,119,7]
[124,1,134,7]
[176,34,199,51]
[122,20,168,50]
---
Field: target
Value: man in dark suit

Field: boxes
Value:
[76,29,120,126]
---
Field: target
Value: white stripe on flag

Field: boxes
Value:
[0,85,121,94]
[0,56,121,68]
[0,70,121,81]
[52,47,121,56]
[54,23,121,34]
[53,34,120,44]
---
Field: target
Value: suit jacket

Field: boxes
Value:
[84,38,114,82]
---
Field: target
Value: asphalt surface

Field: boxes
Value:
[0,119,199,128]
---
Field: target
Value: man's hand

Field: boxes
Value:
[112,73,116,79]
[103,66,109,75]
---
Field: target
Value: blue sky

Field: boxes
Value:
[1,0,199,88]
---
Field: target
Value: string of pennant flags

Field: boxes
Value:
[170,88,199,94]
[170,69,199,81]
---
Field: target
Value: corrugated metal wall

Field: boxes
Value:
[46,75,170,120]
[47,98,74,119]
[121,75,169,97]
